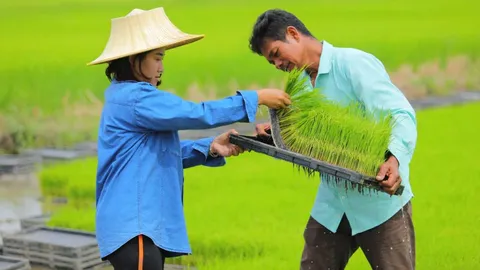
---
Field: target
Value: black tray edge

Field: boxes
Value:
[229,134,404,196]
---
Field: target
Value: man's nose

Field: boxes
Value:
[274,59,282,70]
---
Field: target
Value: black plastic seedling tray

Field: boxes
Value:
[229,134,404,196]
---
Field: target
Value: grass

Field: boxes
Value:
[1,0,479,112]
[41,102,480,269]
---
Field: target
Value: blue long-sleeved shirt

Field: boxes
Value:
[95,80,258,258]
[306,41,418,235]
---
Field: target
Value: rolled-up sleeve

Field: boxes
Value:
[134,84,258,131]
[345,51,418,166]
[181,138,226,168]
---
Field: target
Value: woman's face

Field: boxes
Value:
[130,48,165,86]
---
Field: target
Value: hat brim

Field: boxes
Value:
[87,34,204,66]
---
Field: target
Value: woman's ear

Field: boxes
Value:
[128,55,139,80]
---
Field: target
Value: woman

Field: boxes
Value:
[87,7,290,270]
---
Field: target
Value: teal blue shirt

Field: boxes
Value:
[306,41,418,235]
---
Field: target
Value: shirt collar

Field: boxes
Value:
[317,40,334,75]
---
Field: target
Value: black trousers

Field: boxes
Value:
[106,235,179,270]
[300,201,415,270]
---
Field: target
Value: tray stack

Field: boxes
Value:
[2,227,106,270]
[22,148,95,163]
[0,255,31,270]
[0,155,40,177]
[19,214,51,231]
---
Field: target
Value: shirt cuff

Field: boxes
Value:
[388,139,410,168]
[192,137,226,167]
[236,90,258,123]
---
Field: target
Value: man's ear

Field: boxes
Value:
[286,26,300,42]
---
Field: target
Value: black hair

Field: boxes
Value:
[249,9,314,55]
[105,50,161,86]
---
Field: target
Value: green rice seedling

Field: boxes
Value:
[38,158,97,204]
[47,204,96,232]
[39,170,69,199]
[68,179,96,207]
[270,67,394,185]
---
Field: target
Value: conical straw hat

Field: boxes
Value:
[87,7,204,66]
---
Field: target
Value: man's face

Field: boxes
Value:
[260,26,305,72]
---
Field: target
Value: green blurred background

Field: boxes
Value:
[1,0,479,110]
[1,0,479,269]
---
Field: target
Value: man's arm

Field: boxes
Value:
[344,50,418,193]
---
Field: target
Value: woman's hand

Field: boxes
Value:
[210,129,244,157]
[257,89,291,109]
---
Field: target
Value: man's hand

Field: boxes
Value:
[257,89,291,109]
[210,129,244,157]
[255,123,271,136]
[376,155,401,195]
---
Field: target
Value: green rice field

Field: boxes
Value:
[40,102,480,269]
[1,0,479,153]
[1,0,479,112]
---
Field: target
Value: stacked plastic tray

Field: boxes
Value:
[0,155,40,176]
[0,255,30,270]
[22,148,95,163]
[19,214,51,231]
[2,227,105,270]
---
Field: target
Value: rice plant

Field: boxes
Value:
[270,67,395,179]
[38,158,97,205]
[47,204,96,232]
[39,170,70,199]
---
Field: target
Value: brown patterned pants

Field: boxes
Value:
[300,201,415,270]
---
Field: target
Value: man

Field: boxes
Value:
[248,9,418,270]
